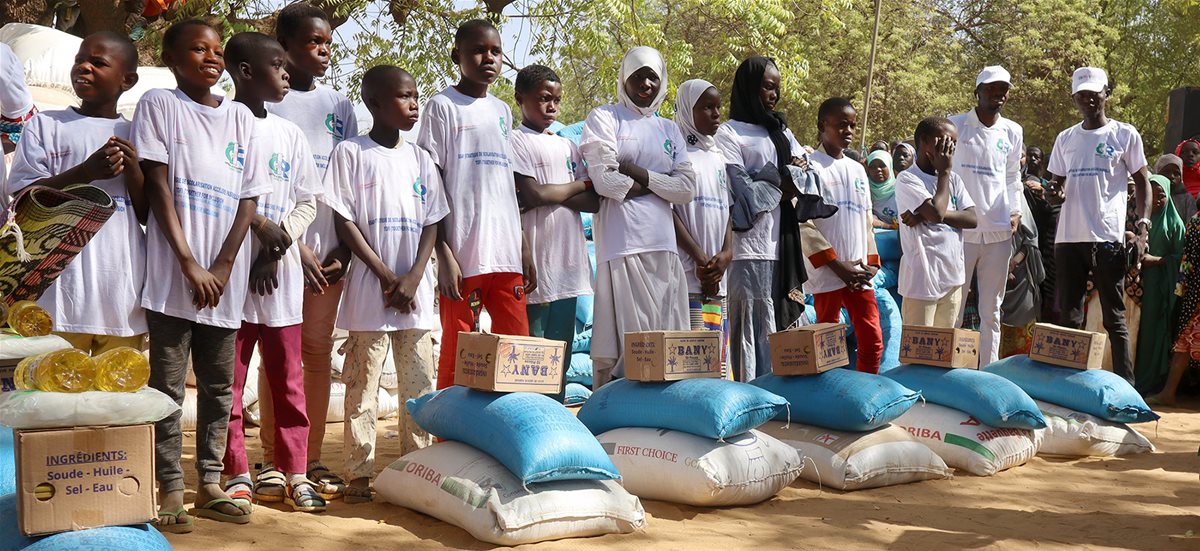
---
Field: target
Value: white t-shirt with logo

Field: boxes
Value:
[417,86,522,278]
[674,146,730,295]
[324,136,449,332]
[242,114,321,327]
[7,108,147,336]
[1047,120,1147,244]
[949,110,1023,243]
[804,151,874,294]
[266,83,358,260]
[895,166,976,300]
[581,103,691,264]
[510,125,592,304]
[714,120,802,261]
[131,88,270,329]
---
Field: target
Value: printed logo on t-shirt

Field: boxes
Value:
[499,115,509,139]
[995,138,1011,155]
[325,113,346,142]
[412,177,427,204]
[663,138,676,160]
[225,141,246,172]
[1094,143,1118,160]
[267,153,291,182]
[566,156,577,175]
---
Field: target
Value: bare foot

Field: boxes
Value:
[344,476,372,504]
[155,489,193,533]
[191,483,250,521]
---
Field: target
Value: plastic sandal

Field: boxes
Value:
[343,484,373,504]
[306,463,345,500]
[254,466,286,503]
[224,477,254,513]
[155,507,194,534]
[188,498,251,525]
[285,480,327,513]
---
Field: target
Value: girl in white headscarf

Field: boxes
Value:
[579,46,697,388]
[672,79,732,375]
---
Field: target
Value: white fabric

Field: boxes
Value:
[959,241,1011,365]
[804,151,873,294]
[580,103,694,264]
[949,109,1024,242]
[976,65,1011,86]
[510,125,592,304]
[617,46,667,117]
[597,427,803,506]
[417,86,522,277]
[1047,120,1147,243]
[1,42,34,210]
[590,252,690,380]
[674,147,730,295]
[1071,67,1108,95]
[895,165,976,301]
[131,88,269,328]
[714,120,802,261]
[6,108,147,336]
[673,79,717,151]
[323,136,449,332]
[266,83,359,260]
[241,113,321,327]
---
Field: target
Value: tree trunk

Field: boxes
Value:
[0,0,55,29]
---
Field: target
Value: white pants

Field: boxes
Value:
[959,240,1012,366]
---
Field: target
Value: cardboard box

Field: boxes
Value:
[624,331,722,381]
[0,358,16,392]
[16,424,156,536]
[1028,323,1107,370]
[455,332,566,394]
[768,323,850,375]
[899,326,981,369]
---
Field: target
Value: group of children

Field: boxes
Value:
[0,0,1178,534]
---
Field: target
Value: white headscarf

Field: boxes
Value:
[617,46,668,117]
[674,79,718,151]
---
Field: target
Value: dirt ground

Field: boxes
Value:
[167,400,1200,551]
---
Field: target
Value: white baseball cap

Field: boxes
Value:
[1072,67,1108,95]
[976,65,1011,86]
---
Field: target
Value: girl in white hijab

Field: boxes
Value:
[672,79,732,375]
[580,46,697,388]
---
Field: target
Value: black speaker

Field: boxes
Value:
[1164,87,1200,153]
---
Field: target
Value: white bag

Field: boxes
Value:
[892,403,1043,476]
[375,441,645,546]
[325,382,399,423]
[0,388,179,429]
[182,387,197,431]
[1036,400,1154,457]
[596,428,801,506]
[758,421,951,490]
[0,334,72,361]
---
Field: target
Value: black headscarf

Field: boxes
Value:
[730,56,796,197]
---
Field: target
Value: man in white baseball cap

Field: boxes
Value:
[1045,66,1152,385]
[948,65,1024,365]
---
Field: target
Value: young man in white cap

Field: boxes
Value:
[949,65,1024,366]
[1045,66,1151,385]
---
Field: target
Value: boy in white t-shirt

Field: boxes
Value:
[673,79,732,374]
[218,32,324,515]
[326,66,448,503]
[510,64,597,393]
[418,19,533,389]
[896,117,978,325]
[258,1,359,498]
[804,98,883,373]
[7,32,147,353]
[131,19,268,532]
[1045,67,1152,384]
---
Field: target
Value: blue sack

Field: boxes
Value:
[580,213,593,240]
[750,370,919,432]
[575,295,594,328]
[983,355,1159,423]
[564,383,592,406]
[572,328,592,354]
[1,493,170,551]
[875,288,903,372]
[407,387,619,484]
[577,378,787,439]
[556,120,584,145]
[883,364,1046,429]
[567,352,593,386]
[874,229,901,262]
[1,427,13,496]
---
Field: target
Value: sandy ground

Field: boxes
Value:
[167,400,1200,551]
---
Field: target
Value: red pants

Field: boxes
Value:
[813,287,883,374]
[224,322,309,475]
[437,272,529,389]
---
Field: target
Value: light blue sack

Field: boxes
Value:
[875,288,903,372]
[575,297,594,330]
[577,378,788,439]
[751,370,919,432]
[983,355,1159,424]
[567,353,593,386]
[883,364,1046,429]
[0,493,170,551]
[874,229,901,262]
[1,427,13,496]
[564,383,592,406]
[406,387,619,484]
